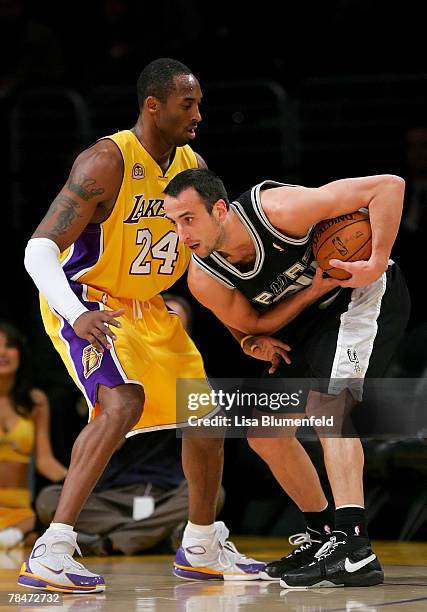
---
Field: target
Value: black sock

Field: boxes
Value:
[335,506,368,538]
[304,504,334,537]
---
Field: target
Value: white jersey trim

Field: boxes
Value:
[328,272,387,401]
[70,225,105,281]
[192,254,236,289]
[252,180,313,245]
[61,243,75,268]
[208,201,265,280]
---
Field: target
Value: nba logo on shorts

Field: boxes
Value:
[82,345,103,379]
[132,163,145,179]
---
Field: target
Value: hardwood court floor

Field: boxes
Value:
[1,538,426,611]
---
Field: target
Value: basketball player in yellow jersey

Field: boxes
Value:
[21,59,265,593]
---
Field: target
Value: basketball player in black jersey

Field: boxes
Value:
[163,168,410,589]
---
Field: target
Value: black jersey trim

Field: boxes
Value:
[252,180,313,245]
[208,201,265,280]
[191,254,236,289]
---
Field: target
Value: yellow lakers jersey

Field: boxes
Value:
[60,130,197,300]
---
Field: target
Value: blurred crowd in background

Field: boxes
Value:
[1,0,426,549]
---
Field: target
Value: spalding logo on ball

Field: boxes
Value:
[312,211,372,280]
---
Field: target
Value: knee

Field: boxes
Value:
[104,385,145,428]
[247,436,273,457]
[183,435,224,456]
[247,436,291,458]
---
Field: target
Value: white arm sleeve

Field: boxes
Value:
[24,238,88,327]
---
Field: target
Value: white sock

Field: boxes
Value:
[0,527,23,549]
[184,521,216,538]
[44,523,76,554]
[187,521,216,533]
[49,522,74,532]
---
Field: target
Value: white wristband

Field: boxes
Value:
[24,238,89,327]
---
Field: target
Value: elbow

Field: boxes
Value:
[23,242,32,275]
[24,238,41,276]
[390,175,406,205]
[386,174,405,193]
[371,175,405,208]
[24,237,60,268]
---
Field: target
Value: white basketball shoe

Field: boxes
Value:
[174,521,265,581]
[18,528,105,593]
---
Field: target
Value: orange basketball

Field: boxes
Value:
[312,211,372,280]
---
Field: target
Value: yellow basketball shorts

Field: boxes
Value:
[40,284,212,434]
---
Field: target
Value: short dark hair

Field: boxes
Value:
[137,58,194,108]
[164,168,230,213]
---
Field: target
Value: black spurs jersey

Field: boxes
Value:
[193,181,336,310]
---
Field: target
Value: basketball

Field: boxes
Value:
[312,211,372,279]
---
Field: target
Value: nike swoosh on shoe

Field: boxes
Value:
[39,563,64,575]
[344,554,376,573]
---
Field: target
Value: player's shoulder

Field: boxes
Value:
[188,258,234,301]
[234,180,282,202]
[73,138,124,176]
[188,258,215,290]
[193,151,208,169]
[259,181,307,214]
[188,257,205,283]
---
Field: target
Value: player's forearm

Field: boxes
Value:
[367,176,405,269]
[225,324,244,340]
[224,325,246,345]
[24,238,88,326]
[242,287,317,335]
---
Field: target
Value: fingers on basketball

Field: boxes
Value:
[312,211,372,280]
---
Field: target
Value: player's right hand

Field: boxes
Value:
[73,309,125,352]
[242,335,291,374]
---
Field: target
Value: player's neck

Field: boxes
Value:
[216,209,256,265]
[131,123,175,173]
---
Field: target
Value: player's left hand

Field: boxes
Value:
[307,266,340,297]
[242,335,291,374]
[329,258,387,288]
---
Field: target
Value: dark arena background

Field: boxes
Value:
[1,1,426,609]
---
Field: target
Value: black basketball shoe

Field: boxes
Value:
[259,528,329,580]
[279,531,384,589]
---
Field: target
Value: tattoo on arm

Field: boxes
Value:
[33,194,84,239]
[68,172,105,201]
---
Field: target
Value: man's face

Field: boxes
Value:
[155,75,202,147]
[164,187,226,257]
